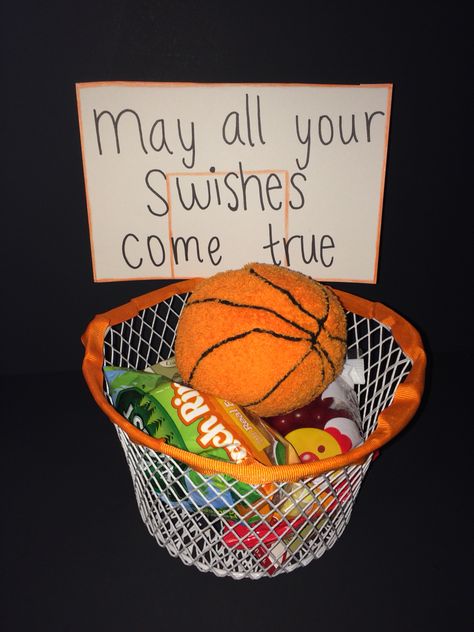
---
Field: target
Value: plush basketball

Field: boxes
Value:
[174,263,347,417]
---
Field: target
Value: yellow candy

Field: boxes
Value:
[285,427,343,462]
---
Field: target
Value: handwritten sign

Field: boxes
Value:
[76,82,392,282]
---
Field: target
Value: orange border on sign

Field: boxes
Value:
[76,84,98,281]
[372,83,393,284]
[165,169,290,279]
[75,82,393,284]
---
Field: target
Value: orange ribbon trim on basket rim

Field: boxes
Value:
[81,280,426,485]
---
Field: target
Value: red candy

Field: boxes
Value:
[264,395,352,436]
[263,385,363,462]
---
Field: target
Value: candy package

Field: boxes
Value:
[144,356,182,383]
[219,359,366,571]
[263,358,365,464]
[103,366,299,521]
[262,357,365,519]
[222,513,324,576]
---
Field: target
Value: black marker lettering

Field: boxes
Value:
[257,95,266,145]
[94,108,148,155]
[222,111,246,146]
[295,116,311,169]
[266,173,283,210]
[320,234,335,267]
[177,119,196,168]
[149,119,173,154]
[122,233,143,269]
[318,115,334,145]
[289,172,306,210]
[239,161,264,211]
[339,114,359,145]
[145,169,169,216]
[262,223,282,265]
[208,236,222,266]
[245,93,255,147]
[365,111,385,142]
[176,177,211,210]
[224,171,240,211]
[147,235,166,267]
[171,236,204,264]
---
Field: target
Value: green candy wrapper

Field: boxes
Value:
[103,366,295,521]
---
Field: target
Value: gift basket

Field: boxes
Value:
[82,277,425,579]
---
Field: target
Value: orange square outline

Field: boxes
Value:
[165,168,290,278]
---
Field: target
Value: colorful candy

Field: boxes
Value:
[103,366,298,520]
[264,373,364,462]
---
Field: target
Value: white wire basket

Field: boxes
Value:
[82,281,425,579]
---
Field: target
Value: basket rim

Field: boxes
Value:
[82,279,426,484]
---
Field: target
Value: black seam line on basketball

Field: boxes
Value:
[186,298,315,339]
[308,285,331,345]
[327,334,346,343]
[310,344,326,383]
[311,341,336,377]
[319,284,331,327]
[314,324,346,345]
[311,284,343,346]
[187,328,308,383]
[242,347,313,408]
[248,267,326,325]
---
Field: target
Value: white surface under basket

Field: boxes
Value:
[96,290,416,579]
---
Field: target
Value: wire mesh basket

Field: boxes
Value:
[82,280,425,579]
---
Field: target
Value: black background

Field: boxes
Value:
[2,2,472,631]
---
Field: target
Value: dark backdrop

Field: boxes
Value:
[2,1,472,375]
[2,2,472,632]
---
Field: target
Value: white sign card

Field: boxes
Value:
[76,82,392,283]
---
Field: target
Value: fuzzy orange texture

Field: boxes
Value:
[174,263,347,417]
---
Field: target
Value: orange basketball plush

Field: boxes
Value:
[175,263,347,417]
